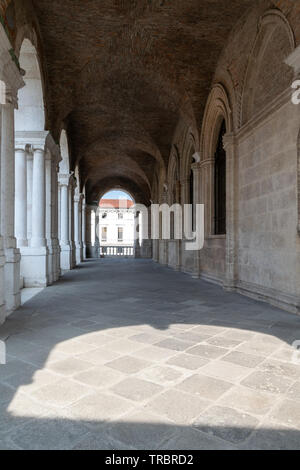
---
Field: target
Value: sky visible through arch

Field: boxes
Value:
[101,190,133,200]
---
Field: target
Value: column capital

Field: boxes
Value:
[15,131,48,152]
[15,145,27,153]
[191,162,202,173]
[58,173,72,187]
[285,45,300,78]
[223,132,236,151]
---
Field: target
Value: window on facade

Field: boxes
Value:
[118,227,123,242]
[214,120,226,235]
[101,227,107,241]
[118,212,123,219]
[102,212,107,219]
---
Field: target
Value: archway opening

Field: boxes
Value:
[98,190,135,257]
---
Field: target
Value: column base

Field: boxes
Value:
[76,242,83,265]
[20,246,49,287]
[4,247,21,312]
[140,240,152,259]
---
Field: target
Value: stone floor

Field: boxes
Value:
[0,258,300,450]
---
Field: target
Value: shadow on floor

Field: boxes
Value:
[0,258,300,450]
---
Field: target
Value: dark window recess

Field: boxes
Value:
[214,120,226,235]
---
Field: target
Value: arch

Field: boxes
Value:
[167,146,180,205]
[98,188,135,204]
[180,128,197,182]
[15,38,45,132]
[200,83,232,161]
[241,9,295,125]
[59,129,71,173]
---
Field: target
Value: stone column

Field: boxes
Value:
[74,193,83,265]
[82,198,86,259]
[52,161,61,281]
[180,177,190,273]
[1,92,21,310]
[174,180,181,271]
[134,211,141,258]
[45,150,53,283]
[26,150,33,242]
[78,194,83,262]
[160,188,168,266]
[140,207,152,259]
[31,149,46,248]
[14,147,28,248]
[45,148,61,284]
[191,162,202,278]
[21,146,49,286]
[200,158,214,238]
[94,206,100,258]
[85,205,93,258]
[69,176,76,268]
[223,133,238,290]
[59,174,72,271]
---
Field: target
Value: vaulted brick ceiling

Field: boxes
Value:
[32,0,253,202]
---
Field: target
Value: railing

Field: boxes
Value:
[100,246,134,257]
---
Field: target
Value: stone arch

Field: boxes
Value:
[200,83,232,238]
[15,38,45,132]
[241,9,295,125]
[97,187,135,204]
[178,125,199,185]
[200,83,232,161]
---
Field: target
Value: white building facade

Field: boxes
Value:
[98,200,134,256]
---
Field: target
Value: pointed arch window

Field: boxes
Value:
[214,120,226,235]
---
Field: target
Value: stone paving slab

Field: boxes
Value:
[0,258,299,450]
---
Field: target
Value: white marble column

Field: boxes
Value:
[52,162,61,281]
[74,192,83,265]
[26,150,33,242]
[78,195,83,262]
[69,176,76,268]
[31,148,46,248]
[1,92,21,310]
[59,174,72,271]
[14,147,28,248]
[45,150,54,284]
[20,146,49,287]
[174,180,181,271]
